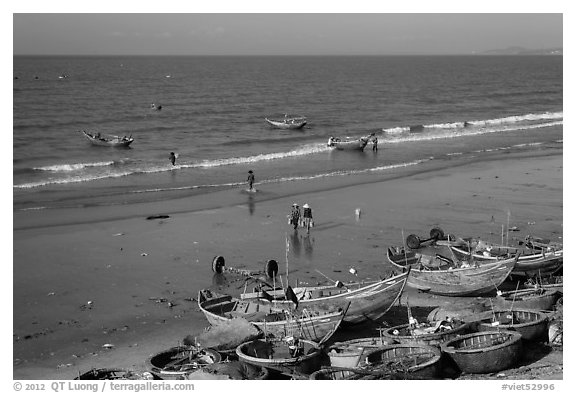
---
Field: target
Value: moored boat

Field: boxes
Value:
[524,275,563,293]
[265,115,307,129]
[81,130,134,147]
[240,269,410,325]
[440,331,523,374]
[197,289,347,343]
[386,247,519,297]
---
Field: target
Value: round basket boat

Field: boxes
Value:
[326,336,396,368]
[498,288,561,311]
[309,368,368,380]
[477,309,549,342]
[236,338,322,376]
[363,343,442,379]
[441,331,523,374]
[381,321,470,347]
[181,361,269,380]
[75,368,158,380]
[147,346,222,379]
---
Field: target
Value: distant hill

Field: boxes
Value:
[479,47,562,55]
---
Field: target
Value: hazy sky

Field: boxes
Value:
[13,13,562,56]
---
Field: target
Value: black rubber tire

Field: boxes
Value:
[406,234,421,249]
[429,227,445,240]
[212,256,225,274]
[265,259,279,278]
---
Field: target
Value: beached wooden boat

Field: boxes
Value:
[240,269,410,325]
[448,238,562,277]
[326,334,396,368]
[363,343,442,379]
[265,116,307,129]
[477,309,549,342]
[441,331,523,374]
[181,361,269,380]
[147,346,222,379]
[327,136,370,151]
[386,247,519,296]
[197,289,347,343]
[524,275,563,293]
[236,337,322,377]
[381,320,470,347]
[497,288,561,311]
[309,368,372,380]
[81,130,134,147]
[75,368,157,380]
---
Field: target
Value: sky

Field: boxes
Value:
[12,11,563,56]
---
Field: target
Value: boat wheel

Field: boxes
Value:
[212,256,225,274]
[265,259,279,278]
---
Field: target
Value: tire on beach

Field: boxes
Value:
[406,234,421,249]
[212,256,226,274]
[265,259,279,278]
[429,227,445,241]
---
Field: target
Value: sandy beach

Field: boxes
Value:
[13,149,563,380]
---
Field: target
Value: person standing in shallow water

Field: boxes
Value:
[247,170,255,191]
[169,152,176,166]
[372,136,378,151]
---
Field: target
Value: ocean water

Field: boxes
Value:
[13,55,563,211]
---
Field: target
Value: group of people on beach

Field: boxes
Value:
[288,202,314,234]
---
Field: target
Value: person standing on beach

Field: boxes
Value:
[302,203,314,234]
[169,152,176,166]
[247,170,255,191]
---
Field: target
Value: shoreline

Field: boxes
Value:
[14,148,561,231]
[13,149,563,380]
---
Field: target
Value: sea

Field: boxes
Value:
[13,55,563,212]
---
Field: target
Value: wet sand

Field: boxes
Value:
[12,150,563,380]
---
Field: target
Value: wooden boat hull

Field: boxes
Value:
[386,248,518,296]
[243,270,409,325]
[82,130,134,147]
[524,276,563,293]
[477,309,549,342]
[327,336,396,368]
[364,343,442,379]
[381,321,470,347]
[265,118,307,129]
[449,244,562,277]
[197,289,346,342]
[329,139,369,151]
[498,288,561,311]
[441,331,523,374]
[237,338,321,377]
[75,368,158,380]
[147,347,221,379]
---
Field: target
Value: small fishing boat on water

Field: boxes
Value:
[240,269,410,325]
[265,115,307,129]
[197,289,348,343]
[386,246,519,296]
[81,130,134,147]
[440,331,523,374]
[327,134,373,151]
